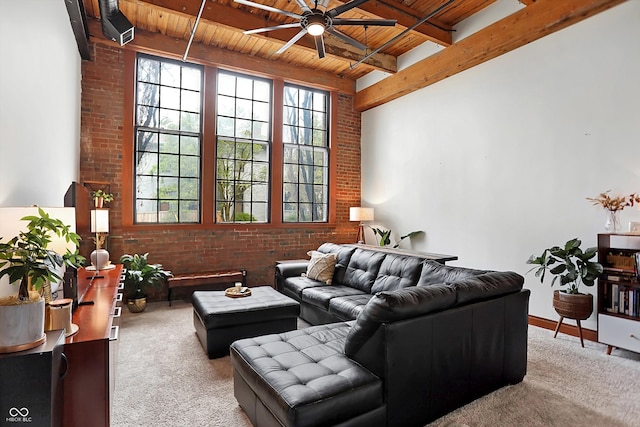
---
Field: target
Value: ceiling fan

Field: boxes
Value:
[235,0,397,59]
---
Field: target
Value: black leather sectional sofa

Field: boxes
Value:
[230,243,530,427]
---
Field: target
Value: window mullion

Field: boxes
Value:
[202,66,217,225]
[272,79,284,225]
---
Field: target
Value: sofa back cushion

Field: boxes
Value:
[449,271,524,304]
[342,249,386,293]
[417,260,489,287]
[344,285,457,356]
[317,243,356,284]
[371,254,423,293]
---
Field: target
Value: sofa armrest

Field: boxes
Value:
[275,262,309,291]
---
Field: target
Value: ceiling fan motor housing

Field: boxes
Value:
[301,12,330,33]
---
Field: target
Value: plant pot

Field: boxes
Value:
[0,297,46,353]
[553,290,593,320]
[127,297,147,313]
[94,197,104,208]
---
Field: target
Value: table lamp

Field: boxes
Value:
[349,207,374,244]
[90,209,110,270]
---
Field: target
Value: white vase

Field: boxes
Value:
[0,297,45,353]
[91,248,110,270]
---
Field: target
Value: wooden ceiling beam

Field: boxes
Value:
[86,19,356,94]
[132,0,397,73]
[357,0,453,46]
[355,0,627,111]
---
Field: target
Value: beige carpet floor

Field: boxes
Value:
[112,300,640,427]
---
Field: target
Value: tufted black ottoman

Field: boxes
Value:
[192,286,300,358]
[230,323,385,427]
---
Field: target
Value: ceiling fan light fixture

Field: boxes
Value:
[307,22,325,36]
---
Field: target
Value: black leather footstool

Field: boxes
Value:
[192,286,300,358]
[230,323,385,427]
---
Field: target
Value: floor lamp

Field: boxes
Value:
[350,207,374,244]
[90,208,110,270]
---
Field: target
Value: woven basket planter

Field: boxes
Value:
[553,290,593,320]
[127,297,147,313]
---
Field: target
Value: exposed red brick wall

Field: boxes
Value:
[80,44,361,300]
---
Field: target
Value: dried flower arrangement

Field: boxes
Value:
[586,190,640,212]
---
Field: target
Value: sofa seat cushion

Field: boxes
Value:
[281,276,326,300]
[371,254,423,293]
[328,294,374,320]
[230,323,383,427]
[302,285,368,310]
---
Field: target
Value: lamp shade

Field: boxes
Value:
[90,209,110,233]
[349,207,374,222]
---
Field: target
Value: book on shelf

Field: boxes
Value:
[606,284,640,317]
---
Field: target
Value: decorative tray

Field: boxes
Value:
[225,287,251,298]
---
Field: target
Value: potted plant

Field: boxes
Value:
[369,227,423,248]
[0,208,84,352]
[119,253,171,313]
[527,238,603,346]
[92,189,114,208]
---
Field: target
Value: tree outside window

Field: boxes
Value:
[283,85,329,223]
[134,55,202,223]
[215,71,271,223]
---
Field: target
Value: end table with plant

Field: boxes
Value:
[120,252,171,313]
[527,238,603,347]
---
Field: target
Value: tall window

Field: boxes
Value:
[283,85,329,222]
[134,55,203,223]
[215,71,272,223]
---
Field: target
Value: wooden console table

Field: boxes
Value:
[63,265,123,427]
[345,244,458,264]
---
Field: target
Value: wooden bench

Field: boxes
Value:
[167,269,246,306]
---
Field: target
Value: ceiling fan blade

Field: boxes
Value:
[326,27,367,51]
[332,18,396,26]
[314,35,326,59]
[244,23,302,35]
[318,0,330,8]
[327,0,371,18]
[294,0,312,13]
[275,28,308,54]
[234,0,303,20]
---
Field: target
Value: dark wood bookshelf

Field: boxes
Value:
[597,234,640,355]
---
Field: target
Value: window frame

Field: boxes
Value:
[282,83,330,223]
[132,53,204,224]
[215,70,273,224]
[122,50,337,229]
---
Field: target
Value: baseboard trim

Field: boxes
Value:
[528,314,598,343]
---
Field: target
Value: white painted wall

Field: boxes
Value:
[360,1,640,329]
[0,0,81,207]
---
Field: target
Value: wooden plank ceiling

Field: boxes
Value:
[82,0,495,80]
[80,0,626,107]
